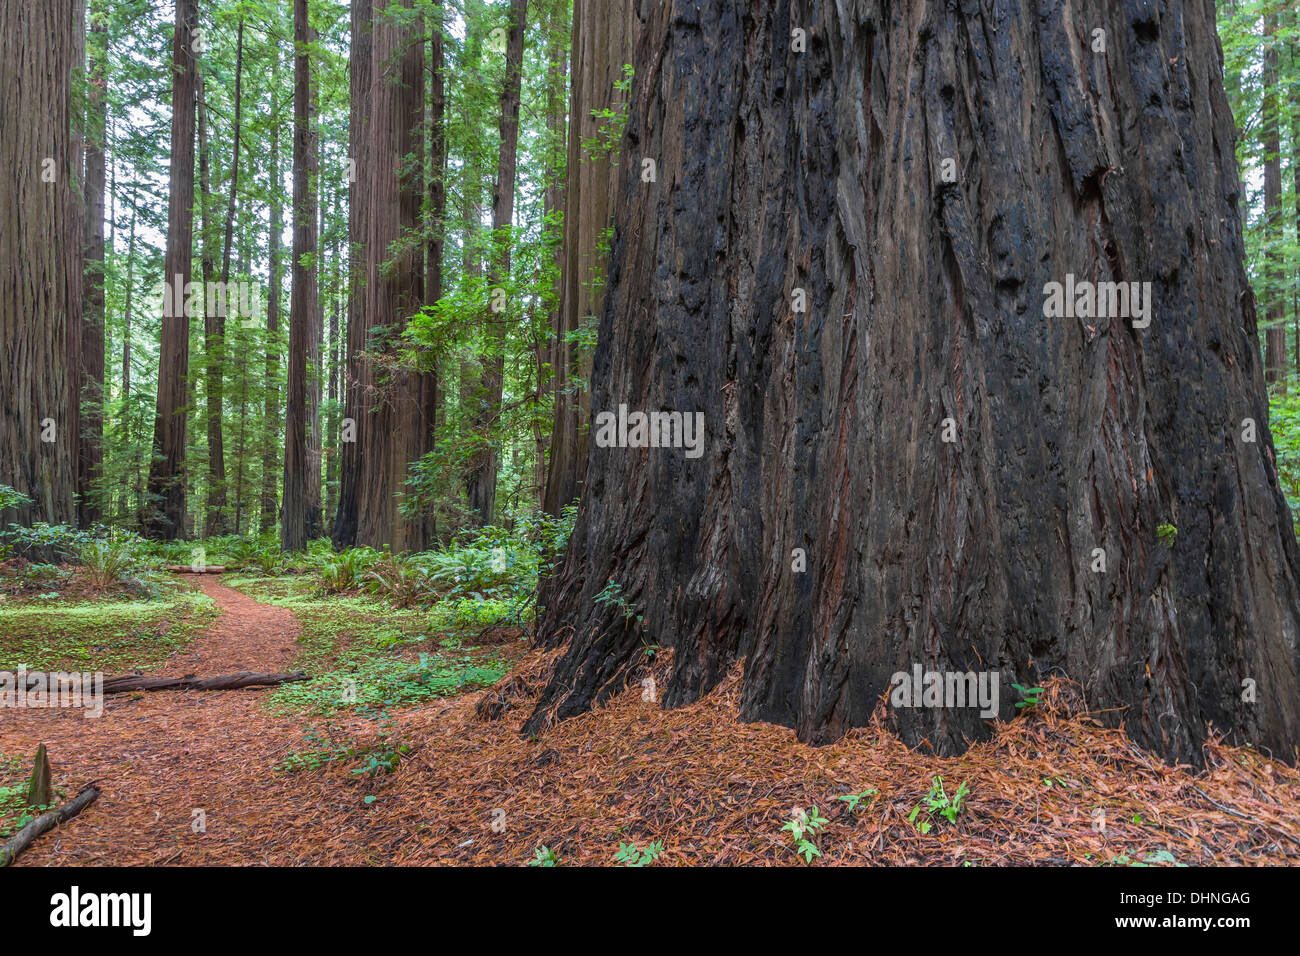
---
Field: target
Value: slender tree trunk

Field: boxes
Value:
[200,17,243,536]
[466,0,528,527]
[526,0,1300,767]
[146,0,198,539]
[79,2,108,528]
[542,0,634,516]
[327,188,341,522]
[422,0,447,541]
[261,53,283,535]
[196,65,224,535]
[535,1,565,504]
[1263,13,1286,389]
[306,160,324,540]
[0,0,83,532]
[1291,7,1300,374]
[121,198,136,406]
[282,0,319,552]
[332,0,373,549]
[122,193,137,523]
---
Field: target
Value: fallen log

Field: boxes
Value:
[100,670,308,695]
[165,565,230,573]
[0,784,100,867]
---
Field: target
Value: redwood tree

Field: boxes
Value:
[525,0,1300,766]
[466,0,528,527]
[542,0,634,517]
[337,0,436,552]
[282,0,319,552]
[146,0,199,539]
[0,0,83,529]
[79,0,108,528]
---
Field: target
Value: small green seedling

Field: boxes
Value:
[529,845,560,867]
[614,840,664,867]
[836,789,878,813]
[910,776,970,833]
[782,806,829,863]
[1157,523,1177,548]
[1011,683,1044,709]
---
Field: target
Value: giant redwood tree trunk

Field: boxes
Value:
[526,0,1300,766]
[0,0,82,530]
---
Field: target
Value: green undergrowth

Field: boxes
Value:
[0,751,65,840]
[0,587,219,672]
[226,574,514,716]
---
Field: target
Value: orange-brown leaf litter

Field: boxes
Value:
[3,575,1298,866]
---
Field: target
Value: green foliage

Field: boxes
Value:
[320,547,380,593]
[0,752,47,839]
[529,845,560,867]
[0,485,33,512]
[581,63,634,158]
[364,552,433,607]
[836,789,879,813]
[614,840,664,867]
[1011,683,1044,710]
[1156,523,1178,548]
[0,589,219,672]
[909,777,970,834]
[781,805,829,863]
[75,529,144,589]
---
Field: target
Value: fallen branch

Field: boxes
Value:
[165,565,230,573]
[100,670,308,695]
[0,784,100,867]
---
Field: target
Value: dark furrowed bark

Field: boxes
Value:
[526,0,1300,766]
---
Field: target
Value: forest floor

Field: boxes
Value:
[3,573,1300,866]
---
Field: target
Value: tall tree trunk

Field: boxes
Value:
[0,0,83,532]
[421,0,447,542]
[306,151,324,540]
[534,0,566,504]
[1291,7,1300,373]
[542,0,634,517]
[121,193,137,522]
[146,0,198,539]
[327,188,342,523]
[261,51,283,535]
[199,17,243,536]
[1262,13,1286,389]
[196,65,224,535]
[282,0,319,552]
[79,1,108,528]
[525,0,1300,767]
[332,0,373,549]
[466,0,528,528]
[351,0,431,551]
